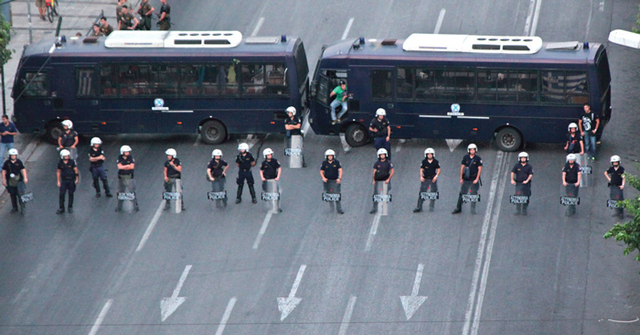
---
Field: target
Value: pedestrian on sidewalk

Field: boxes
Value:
[0,115,18,162]
[36,0,46,20]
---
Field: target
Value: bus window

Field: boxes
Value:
[415,69,436,100]
[294,41,309,87]
[221,64,239,94]
[180,64,204,96]
[396,68,414,100]
[242,64,266,95]
[118,64,152,96]
[372,70,392,100]
[316,73,331,105]
[76,68,96,98]
[151,64,179,96]
[100,64,118,97]
[541,71,588,104]
[436,70,474,101]
[565,71,589,104]
[22,72,49,97]
[265,64,289,95]
[510,71,538,102]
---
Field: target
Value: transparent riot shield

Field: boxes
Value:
[163,179,182,213]
[285,135,304,168]
[117,177,137,213]
[208,178,227,208]
[576,154,592,188]
[262,179,281,213]
[373,181,391,216]
[323,180,341,211]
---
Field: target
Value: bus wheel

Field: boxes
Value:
[45,121,63,144]
[345,124,368,147]
[201,120,227,144]
[495,127,522,152]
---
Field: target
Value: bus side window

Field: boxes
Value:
[100,64,117,97]
[76,68,96,98]
[241,64,265,95]
[22,72,49,97]
[565,71,589,104]
[372,70,392,100]
[396,68,414,100]
[541,71,568,104]
[415,69,435,100]
[180,64,204,96]
[152,64,179,96]
[265,64,289,95]
[221,64,239,94]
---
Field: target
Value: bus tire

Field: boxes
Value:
[201,120,227,145]
[45,121,63,145]
[495,127,522,152]
[345,123,368,147]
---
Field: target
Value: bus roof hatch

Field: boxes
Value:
[402,34,543,54]
[105,31,243,48]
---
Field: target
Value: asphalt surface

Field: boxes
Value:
[1,0,640,334]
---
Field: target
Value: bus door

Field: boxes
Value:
[313,68,350,131]
[49,66,78,127]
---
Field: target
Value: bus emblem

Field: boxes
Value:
[447,103,464,116]
[154,98,164,108]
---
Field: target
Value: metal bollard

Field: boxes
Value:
[287,135,304,168]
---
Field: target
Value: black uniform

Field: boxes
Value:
[59,130,78,147]
[163,157,183,210]
[606,165,625,217]
[3,158,25,212]
[562,162,581,215]
[285,116,302,137]
[116,154,138,211]
[370,117,391,156]
[321,159,343,213]
[57,158,77,213]
[208,159,228,208]
[454,154,483,214]
[371,158,393,213]
[236,152,257,203]
[415,158,440,212]
[511,162,533,215]
[158,2,170,30]
[89,146,111,197]
[260,158,281,180]
[566,133,583,154]
[138,1,153,30]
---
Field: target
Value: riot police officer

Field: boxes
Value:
[414,148,440,213]
[164,148,184,210]
[510,152,533,215]
[283,106,306,167]
[235,143,257,204]
[2,148,28,213]
[604,155,625,218]
[260,148,282,212]
[320,149,344,214]
[369,108,391,159]
[370,148,394,214]
[57,149,79,214]
[207,149,229,207]
[88,137,112,198]
[116,145,139,212]
[562,153,581,216]
[564,122,584,155]
[452,143,483,215]
[58,120,78,160]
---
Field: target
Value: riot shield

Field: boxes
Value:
[373,181,391,216]
[576,154,592,188]
[285,135,304,168]
[117,177,137,213]
[209,178,227,208]
[163,179,182,213]
[262,179,281,213]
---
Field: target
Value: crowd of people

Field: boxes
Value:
[89,0,171,37]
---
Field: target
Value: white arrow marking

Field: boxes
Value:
[161,265,192,322]
[446,139,463,152]
[400,263,428,320]
[277,264,306,321]
[339,133,351,153]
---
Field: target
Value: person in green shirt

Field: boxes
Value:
[330,80,348,125]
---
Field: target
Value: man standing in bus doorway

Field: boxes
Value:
[164,148,184,211]
[88,137,112,198]
[137,0,154,30]
[116,145,139,212]
[579,103,600,161]
[56,149,79,214]
[235,143,257,204]
[562,153,581,216]
[320,149,344,214]
[0,115,18,161]
[260,148,282,212]
[564,122,584,155]
[58,120,78,160]
[330,80,348,124]
[604,155,625,219]
[369,108,391,160]
[119,6,139,30]
[157,0,171,31]
[511,152,533,216]
[414,148,440,213]
[370,148,394,214]
[452,143,482,215]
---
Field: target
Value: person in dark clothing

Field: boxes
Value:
[157,0,171,30]
[369,108,391,159]
[510,152,533,215]
[235,143,257,204]
[414,148,440,213]
[137,0,154,30]
[260,148,282,212]
[605,155,625,219]
[58,119,78,160]
[562,153,581,216]
[116,145,139,212]
[564,122,584,155]
[283,106,306,167]
[320,149,344,214]
[579,103,600,161]
[57,149,79,214]
[164,148,184,210]
[370,148,394,214]
[88,137,112,198]
[2,148,28,214]
[207,149,229,207]
[452,143,483,215]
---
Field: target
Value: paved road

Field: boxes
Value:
[1,0,639,334]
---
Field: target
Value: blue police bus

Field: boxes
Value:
[309,34,611,151]
[12,31,309,144]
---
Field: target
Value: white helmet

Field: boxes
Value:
[375,108,386,116]
[165,148,177,158]
[263,148,274,158]
[62,120,73,129]
[566,153,577,162]
[325,149,336,158]
[518,152,529,161]
[424,148,435,157]
[610,155,621,164]
[211,149,223,158]
[60,149,71,159]
[120,145,132,155]
[286,106,297,115]
[377,148,388,157]
[8,148,18,156]
[467,143,478,153]
[238,143,249,151]
[568,122,578,131]
[90,137,102,146]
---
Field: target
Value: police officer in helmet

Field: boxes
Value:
[236,143,257,204]
[370,148,394,214]
[207,149,229,207]
[562,153,581,216]
[164,148,184,210]
[56,149,79,214]
[88,137,112,198]
[2,148,28,213]
[260,148,282,212]
[604,155,625,219]
[452,143,483,214]
[116,145,139,212]
[414,148,440,213]
[58,120,78,159]
[510,152,533,215]
[320,149,344,214]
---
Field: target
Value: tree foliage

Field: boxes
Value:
[634,5,640,33]
[604,173,640,264]
[0,13,11,67]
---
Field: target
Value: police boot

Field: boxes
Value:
[336,201,344,214]
[93,178,101,197]
[236,184,244,204]
[223,195,228,207]
[522,203,528,216]
[413,198,423,213]
[164,199,171,210]
[248,184,257,204]
[470,202,477,215]
[57,195,65,214]
[370,201,378,214]
[68,194,74,213]
[429,200,435,212]
[9,194,18,213]
[515,204,522,215]
[452,194,463,214]
[103,179,113,197]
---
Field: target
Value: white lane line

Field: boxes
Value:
[395,139,406,153]
[470,154,510,335]
[251,17,265,37]
[462,150,507,335]
[341,18,355,40]
[530,0,542,36]
[338,295,357,335]
[215,297,237,335]
[433,9,446,34]
[88,299,113,335]
[136,202,165,252]
[252,212,273,249]
[524,0,542,36]
[364,214,381,251]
